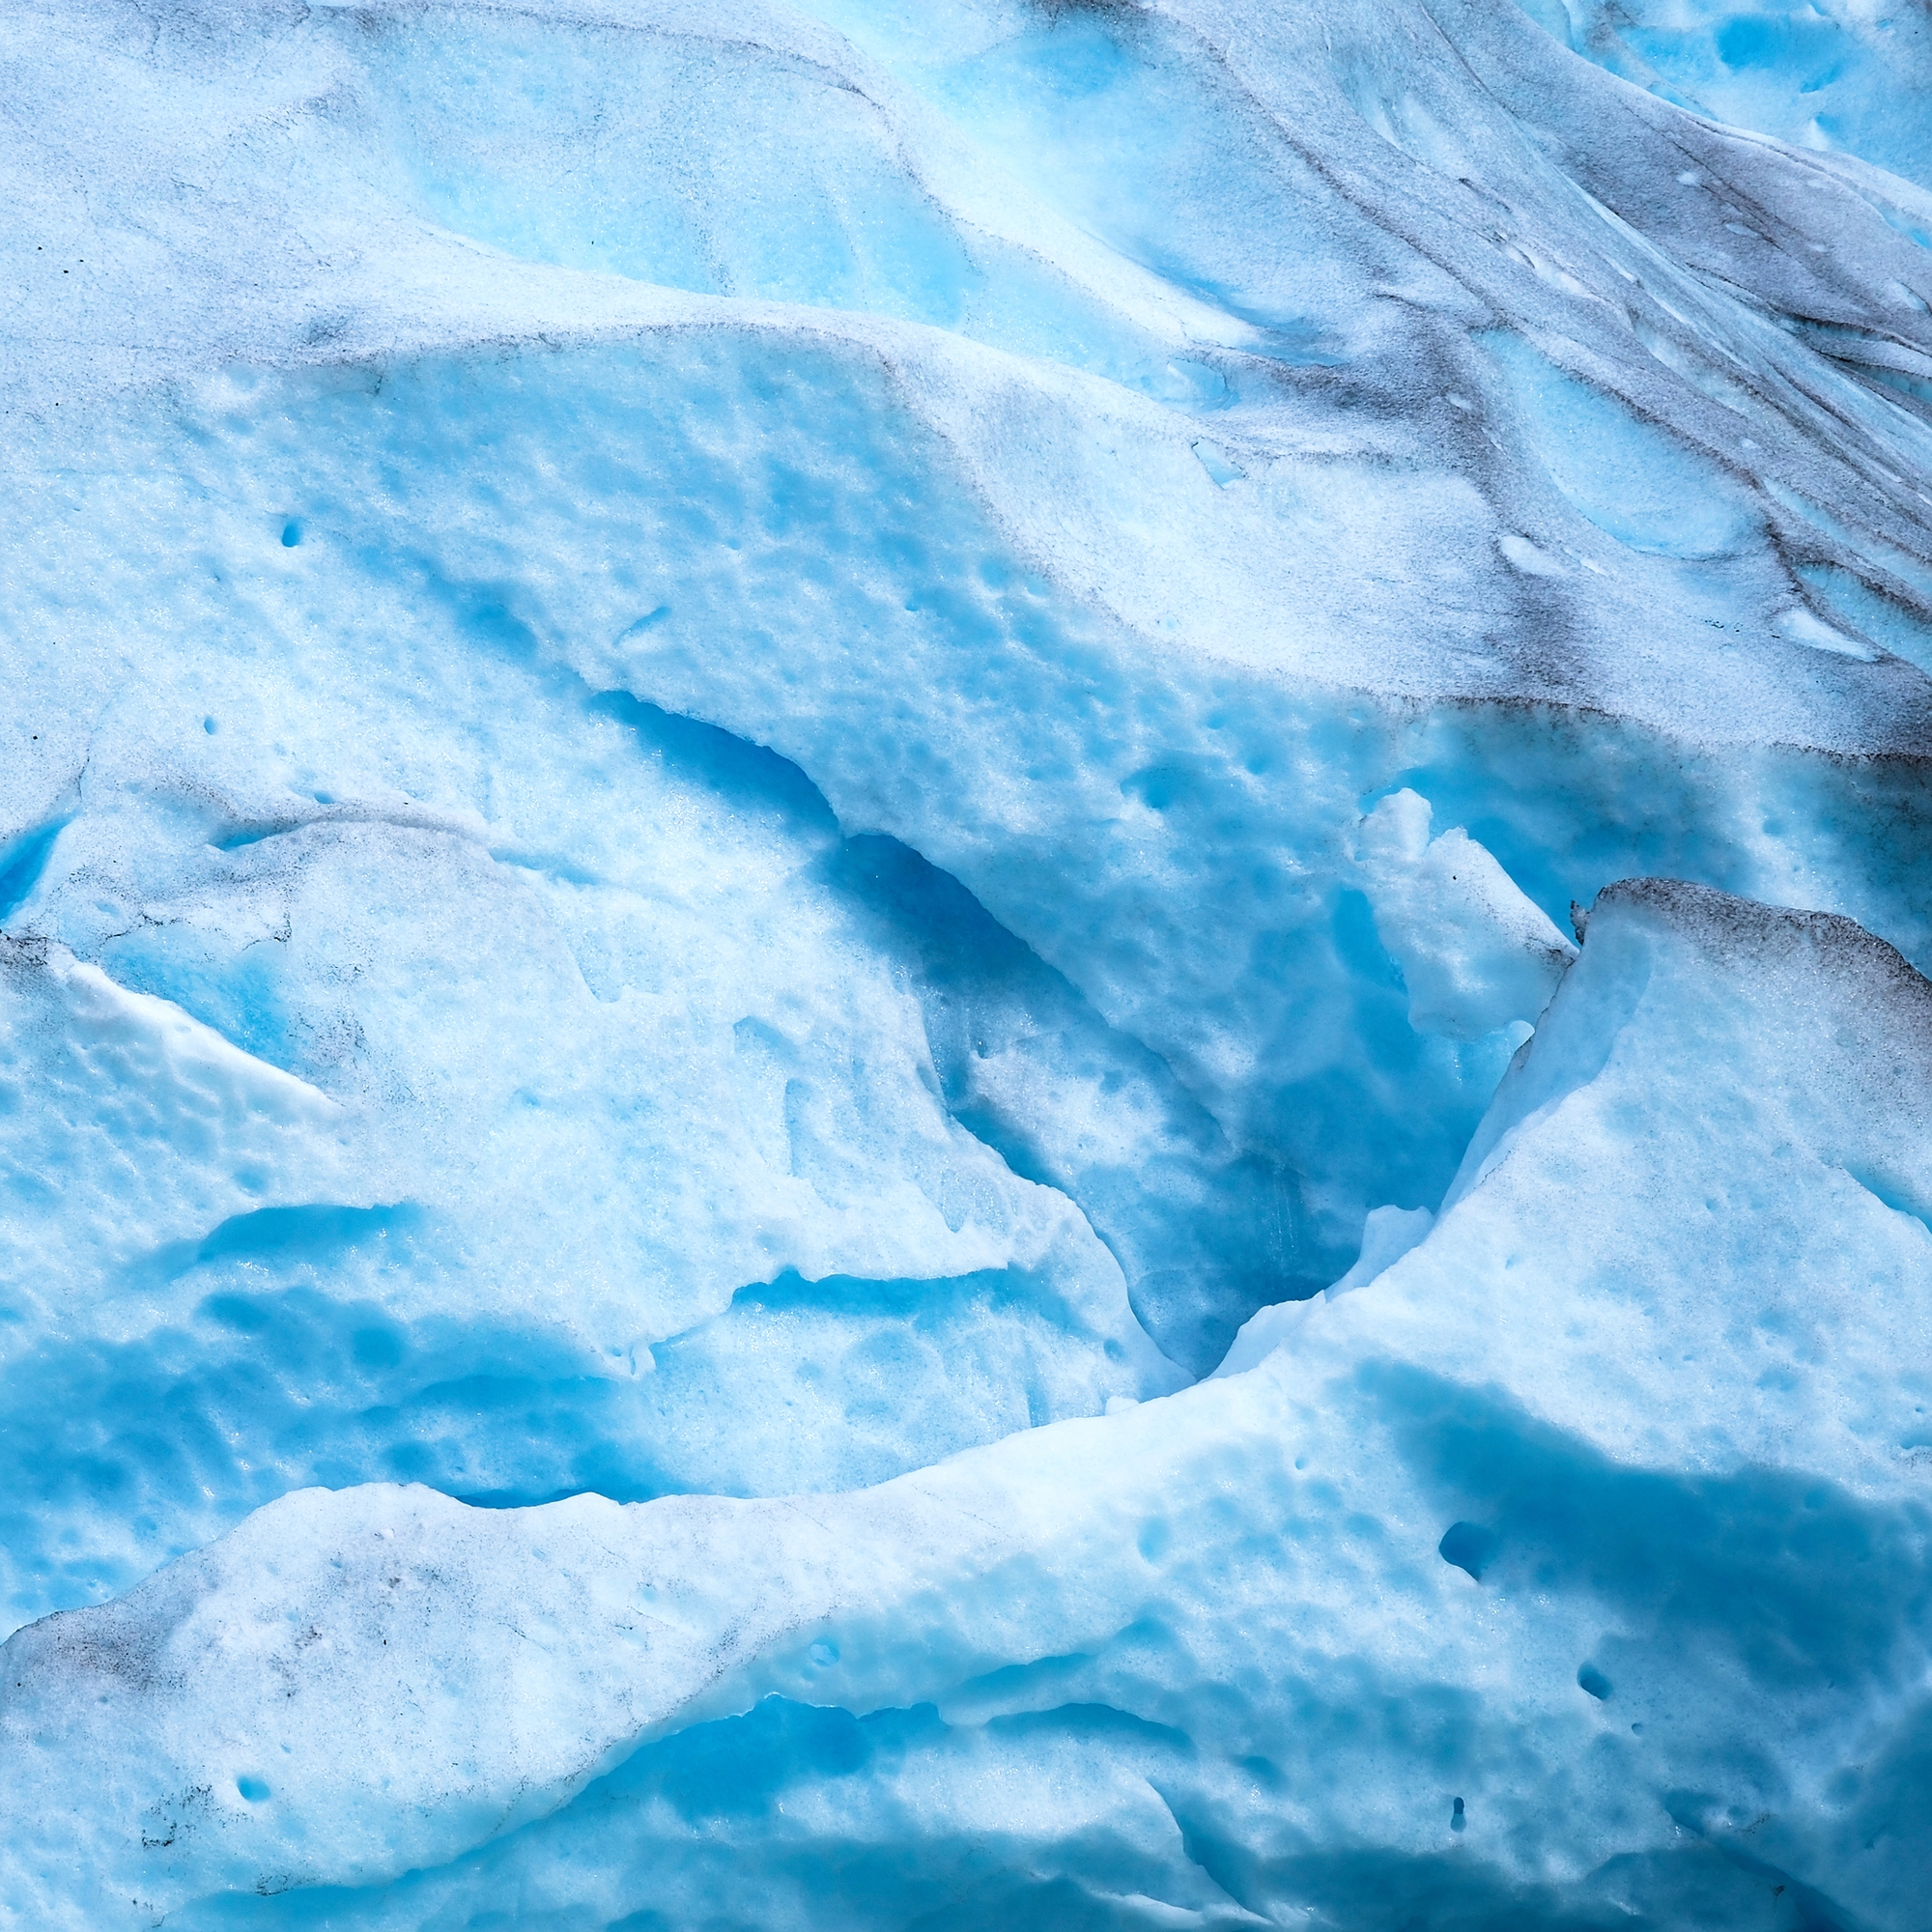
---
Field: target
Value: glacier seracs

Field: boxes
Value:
[2,0,1931,1925]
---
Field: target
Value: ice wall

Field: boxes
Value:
[1,0,1930,1925]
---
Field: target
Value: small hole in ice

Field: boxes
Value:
[237,1776,270,1803]
[203,716,217,734]
[1451,1797,1465,1833]
[281,521,302,548]
[809,1640,838,1666]
[1577,1662,1612,1701]
[1438,1521,1498,1580]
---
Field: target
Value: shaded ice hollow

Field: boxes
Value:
[1,0,1930,1925]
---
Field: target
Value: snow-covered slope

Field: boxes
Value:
[2,0,1929,1924]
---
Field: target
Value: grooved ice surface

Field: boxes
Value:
[0,0,1929,1926]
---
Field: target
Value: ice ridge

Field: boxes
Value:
[2,0,1931,1925]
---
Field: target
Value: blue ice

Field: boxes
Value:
[2,0,1931,1925]
[1515,0,1932,193]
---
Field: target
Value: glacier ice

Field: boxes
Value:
[2,0,1931,1924]
[1515,0,1932,196]
[12,882,1932,1927]
[1354,788,1576,1041]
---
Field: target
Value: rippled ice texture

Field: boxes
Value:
[2,0,1931,1926]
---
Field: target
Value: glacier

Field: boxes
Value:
[2,0,1931,1924]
